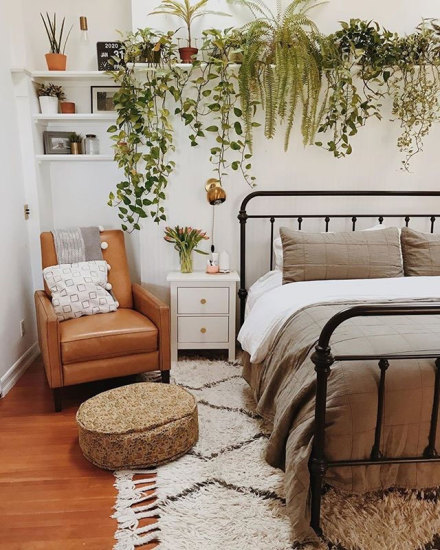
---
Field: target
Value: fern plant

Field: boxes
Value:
[231,0,324,150]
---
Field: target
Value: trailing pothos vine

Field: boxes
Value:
[106,3,440,233]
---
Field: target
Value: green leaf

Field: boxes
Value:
[206,125,219,132]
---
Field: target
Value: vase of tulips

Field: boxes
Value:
[164,226,209,273]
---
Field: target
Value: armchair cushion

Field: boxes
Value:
[60,309,158,364]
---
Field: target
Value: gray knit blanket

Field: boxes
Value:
[51,227,103,264]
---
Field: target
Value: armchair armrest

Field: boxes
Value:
[34,290,63,388]
[132,283,170,371]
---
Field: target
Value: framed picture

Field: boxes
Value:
[96,41,123,71]
[91,86,119,113]
[43,131,71,155]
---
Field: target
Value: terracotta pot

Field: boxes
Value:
[60,102,75,114]
[39,96,58,114]
[45,53,67,71]
[178,47,198,64]
[70,142,83,155]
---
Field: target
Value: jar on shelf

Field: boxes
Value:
[84,134,99,155]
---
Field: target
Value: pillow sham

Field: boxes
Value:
[280,226,403,284]
[43,260,118,321]
[401,227,440,276]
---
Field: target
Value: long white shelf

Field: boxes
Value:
[11,68,114,80]
[33,113,117,122]
[36,154,114,162]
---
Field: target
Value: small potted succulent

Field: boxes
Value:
[150,0,230,63]
[69,132,83,155]
[41,12,72,71]
[37,83,65,114]
[164,225,209,273]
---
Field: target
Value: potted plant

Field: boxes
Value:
[41,12,72,71]
[69,133,83,155]
[150,0,230,63]
[164,226,209,272]
[37,83,65,114]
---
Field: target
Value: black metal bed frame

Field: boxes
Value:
[238,190,440,536]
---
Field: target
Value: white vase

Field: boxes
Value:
[39,96,59,114]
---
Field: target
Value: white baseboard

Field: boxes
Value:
[0,342,39,398]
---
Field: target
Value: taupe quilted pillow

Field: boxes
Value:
[280,226,403,284]
[401,227,440,276]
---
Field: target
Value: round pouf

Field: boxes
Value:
[76,382,198,470]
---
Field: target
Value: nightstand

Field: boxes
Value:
[167,271,240,364]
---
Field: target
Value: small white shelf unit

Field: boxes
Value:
[36,154,114,162]
[33,114,117,122]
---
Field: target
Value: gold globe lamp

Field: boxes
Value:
[205,179,226,205]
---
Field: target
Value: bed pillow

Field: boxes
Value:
[401,227,440,276]
[280,226,403,284]
[43,260,119,321]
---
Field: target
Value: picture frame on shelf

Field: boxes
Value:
[96,41,123,71]
[43,131,71,155]
[91,86,119,113]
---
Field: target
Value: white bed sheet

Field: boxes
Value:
[245,270,282,316]
[238,276,440,364]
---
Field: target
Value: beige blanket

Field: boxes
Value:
[243,299,440,542]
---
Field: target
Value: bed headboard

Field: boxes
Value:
[238,190,440,326]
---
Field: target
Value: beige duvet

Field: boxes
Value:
[243,300,440,542]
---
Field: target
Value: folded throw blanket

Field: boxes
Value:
[52,227,103,264]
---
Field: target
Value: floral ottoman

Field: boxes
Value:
[76,382,198,470]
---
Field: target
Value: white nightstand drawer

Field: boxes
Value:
[178,287,229,314]
[178,316,229,343]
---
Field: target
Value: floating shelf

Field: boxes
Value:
[33,113,117,122]
[11,68,113,80]
[36,154,114,162]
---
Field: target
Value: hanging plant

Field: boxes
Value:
[232,0,324,150]
[388,20,440,170]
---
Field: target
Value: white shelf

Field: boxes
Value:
[33,113,117,122]
[11,68,113,80]
[36,154,114,162]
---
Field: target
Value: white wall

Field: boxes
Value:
[132,0,440,299]
[0,0,37,387]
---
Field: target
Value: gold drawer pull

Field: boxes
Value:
[200,298,207,304]
[200,327,207,334]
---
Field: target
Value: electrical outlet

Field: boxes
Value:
[20,320,25,338]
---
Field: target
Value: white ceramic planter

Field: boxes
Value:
[39,96,59,114]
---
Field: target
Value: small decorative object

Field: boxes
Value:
[219,250,230,273]
[206,253,219,274]
[91,86,119,113]
[37,83,65,114]
[85,134,99,155]
[205,178,226,254]
[149,0,230,63]
[40,12,72,71]
[60,101,75,114]
[164,226,209,273]
[79,16,88,42]
[69,132,83,155]
[96,42,123,71]
[43,131,71,154]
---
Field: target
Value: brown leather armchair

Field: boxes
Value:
[34,230,170,412]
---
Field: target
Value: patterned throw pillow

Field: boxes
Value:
[43,261,119,321]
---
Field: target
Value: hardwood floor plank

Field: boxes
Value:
[0,357,158,549]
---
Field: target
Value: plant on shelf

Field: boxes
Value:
[164,225,209,273]
[149,0,230,63]
[40,12,72,71]
[69,133,83,155]
[387,19,440,170]
[37,83,65,115]
[232,0,324,150]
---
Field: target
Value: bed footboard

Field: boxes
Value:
[309,303,440,536]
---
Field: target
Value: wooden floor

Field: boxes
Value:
[0,357,157,550]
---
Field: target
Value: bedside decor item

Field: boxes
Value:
[43,131,71,154]
[219,250,230,273]
[40,12,72,71]
[164,226,209,273]
[77,382,198,470]
[96,41,123,71]
[37,83,65,114]
[60,101,75,114]
[69,133,83,155]
[205,178,226,253]
[84,134,99,155]
[167,271,240,362]
[91,86,119,113]
[149,0,230,63]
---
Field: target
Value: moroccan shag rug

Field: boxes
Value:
[112,359,440,550]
